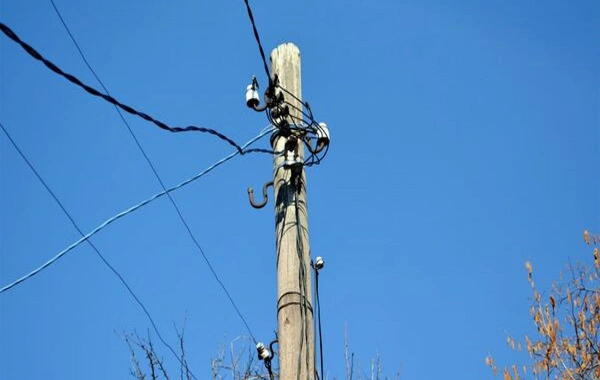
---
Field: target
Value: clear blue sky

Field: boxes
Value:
[1,1,598,379]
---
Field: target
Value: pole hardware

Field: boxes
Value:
[312,256,325,271]
[260,338,278,380]
[247,181,274,209]
[245,75,281,113]
[256,342,272,361]
[245,76,261,109]
[268,338,279,356]
[312,123,330,154]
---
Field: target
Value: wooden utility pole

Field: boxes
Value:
[271,43,315,380]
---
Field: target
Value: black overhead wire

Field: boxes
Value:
[273,180,309,380]
[239,1,327,371]
[240,2,328,376]
[0,22,272,156]
[315,262,324,380]
[269,87,328,167]
[293,181,311,380]
[0,121,199,380]
[47,0,258,344]
[242,0,271,84]
[239,0,329,167]
[264,339,278,380]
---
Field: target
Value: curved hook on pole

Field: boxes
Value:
[247,181,274,209]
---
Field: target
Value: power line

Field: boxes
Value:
[0,121,199,380]
[294,193,311,380]
[48,0,104,93]
[0,21,272,155]
[240,1,330,169]
[48,0,259,342]
[0,126,274,294]
[242,0,271,83]
[315,264,324,380]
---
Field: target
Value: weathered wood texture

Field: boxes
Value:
[271,43,314,380]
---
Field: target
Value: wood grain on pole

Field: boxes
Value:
[271,43,314,380]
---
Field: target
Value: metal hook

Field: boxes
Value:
[247,181,274,209]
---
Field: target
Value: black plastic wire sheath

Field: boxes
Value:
[48,0,258,344]
[0,121,198,380]
[0,129,272,295]
[277,85,307,112]
[242,0,271,84]
[0,22,263,155]
[316,270,324,380]
[294,192,311,380]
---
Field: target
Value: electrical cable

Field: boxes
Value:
[274,93,328,168]
[292,199,305,380]
[276,84,306,108]
[0,22,272,155]
[273,180,306,380]
[0,121,200,380]
[48,0,260,343]
[293,181,311,380]
[242,0,271,84]
[283,103,316,129]
[236,7,330,168]
[315,265,324,380]
[264,338,278,380]
[0,126,274,294]
[238,1,329,368]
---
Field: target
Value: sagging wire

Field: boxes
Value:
[274,86,330,165]
[0,22,272,155]
[247,73,327,380]
[245,76,330,168]
[240,4,329,371]
[0,121,201,380]
[282,111,330,168]
[44,1,266,348]
[0,126,275,294]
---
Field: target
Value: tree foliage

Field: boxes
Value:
[487,230,600,380]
